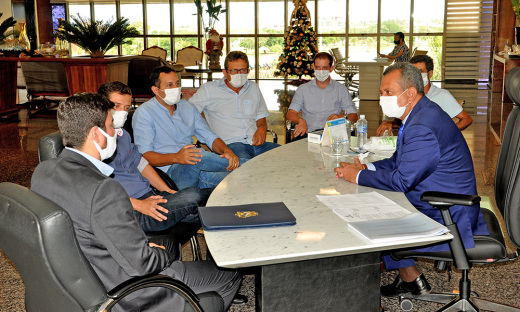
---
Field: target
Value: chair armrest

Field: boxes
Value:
[267,129,278,144]
[421,191,480,208]
[153,167,179,191]
[99,274,205,312]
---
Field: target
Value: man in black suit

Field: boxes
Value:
[31,93,240,311]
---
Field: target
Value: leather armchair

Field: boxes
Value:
[388,67,520,311]
[37,131,204,261]
[0,182,222,312]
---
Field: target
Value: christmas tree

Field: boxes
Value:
[274,0,318,80]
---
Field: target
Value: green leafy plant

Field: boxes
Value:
[56,14,139,57]
[513,0,520,24]
[194,0,227,34]
[0,13,17,41]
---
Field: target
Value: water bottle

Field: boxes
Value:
[345,119,351,148]
[357,115,368,150]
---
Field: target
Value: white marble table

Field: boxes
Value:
[205,139,452,311]
[346,58,392,100]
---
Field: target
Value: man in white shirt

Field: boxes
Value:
[376,54,472,135]
[189,51,279,160]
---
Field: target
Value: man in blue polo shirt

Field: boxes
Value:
[189,51,279,160]
[98,82,208,232]
[286,52,358,140]
[132,66,245,190]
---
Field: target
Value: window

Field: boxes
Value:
[317,0,346,35]
[229,0,254,34]
[348,0,378,34]
[146,1,170,35]
[121,1,144,35]
[65,0,490,81]
[380,0,410,33]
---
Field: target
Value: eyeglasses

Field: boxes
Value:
[227,68,249,75]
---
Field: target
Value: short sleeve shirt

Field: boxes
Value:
[288,78,357,132]
[426,84,462,118]
[189,78,269,145]
[389,44,410,63]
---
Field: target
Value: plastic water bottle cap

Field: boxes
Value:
[360,115,365,119]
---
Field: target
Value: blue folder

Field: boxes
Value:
[198,202,296,231]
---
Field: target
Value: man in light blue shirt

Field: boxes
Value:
[376,54,472,135]
[132,66,244,190]
[189,51,279,160]
[286,52,358,140]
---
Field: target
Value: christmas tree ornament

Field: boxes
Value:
[274,0,317,82]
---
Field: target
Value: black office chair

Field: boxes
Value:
[38,131,203,261]
[388,67,520,311]
[128,55,179,104]
[0,182,223,312]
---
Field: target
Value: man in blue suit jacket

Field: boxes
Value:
[335,62,489,297]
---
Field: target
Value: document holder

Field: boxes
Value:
[199,202,296,230]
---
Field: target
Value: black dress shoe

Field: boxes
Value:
[232,294,248,305]
[380,274,431,297]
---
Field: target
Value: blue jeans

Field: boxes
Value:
[227,142,280,160]
[134,187,211,232]
[166,150,246,190]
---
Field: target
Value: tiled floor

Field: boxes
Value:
[1,79,518,311]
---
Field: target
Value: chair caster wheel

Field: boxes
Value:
[399,298,413,311]
[470,290,480,297]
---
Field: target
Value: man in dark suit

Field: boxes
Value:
[31,93,241,311]
[334,62,489,297]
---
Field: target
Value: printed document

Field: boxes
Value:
[316,192,449,243]
[348,212,449,243]
[316,191,411,222]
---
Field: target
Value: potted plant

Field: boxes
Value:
[55,14,139,57]
[194,0,226,35]
[0,13,25,57]
[0,13,16,41]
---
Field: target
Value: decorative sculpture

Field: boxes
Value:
[205,29,223,69]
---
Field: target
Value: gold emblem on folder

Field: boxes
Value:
[235,211,258,218]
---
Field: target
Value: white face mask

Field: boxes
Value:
[111,109,128,129]
[229,73,248,88]
[158,87,181,106]
[314,70,330,82]
[379,88,409,118]
[421,73,429,87]
[93,127,117,161]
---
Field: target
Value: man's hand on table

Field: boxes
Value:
[334,157,365,184]
[221,149,240,171]
[376,121,394,137]
[326,114,344,121]
[175,145,202,165]
[293,118,309,137]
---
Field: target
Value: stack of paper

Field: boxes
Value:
[317,192,449,243]
[347,212,449,243]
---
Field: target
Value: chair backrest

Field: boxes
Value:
[330,48,346,63]
[496,67,520,248]
[410,47,418,58]
[38,130,64,162]
[176,46,203,66]
[0,182,107,312]
[128,55,168,98]
[142,45,168,60]
[21,61,69,96]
